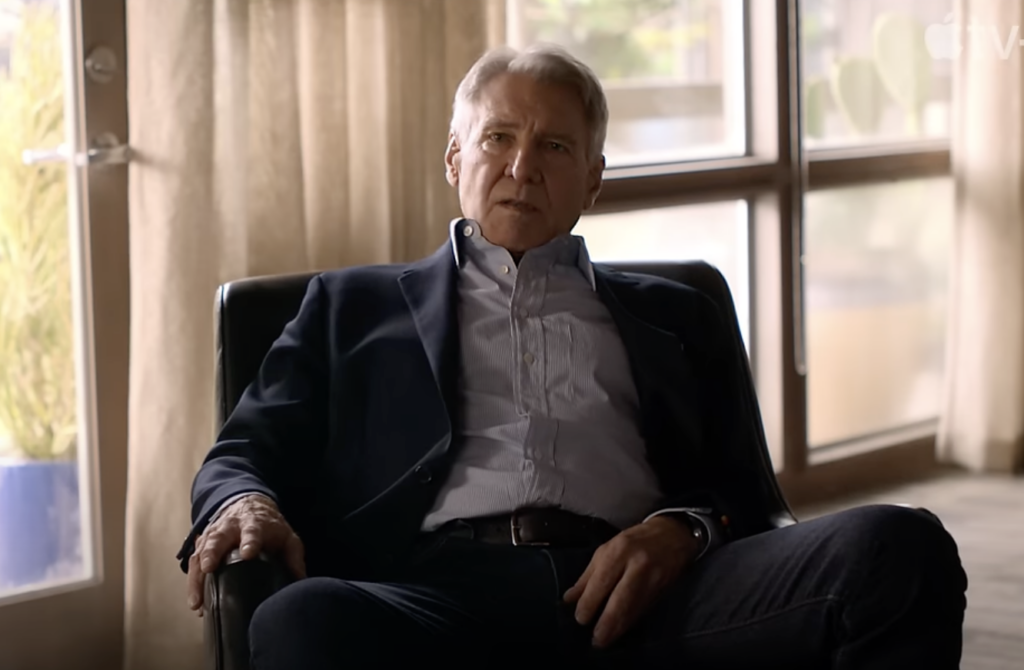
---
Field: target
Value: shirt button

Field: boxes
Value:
[523,352,535,365]
[500,265,509,274]
[414,465,433,484]
[518,307,529,318]
[462,224,474,237]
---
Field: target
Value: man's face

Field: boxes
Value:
[445,73,605,255]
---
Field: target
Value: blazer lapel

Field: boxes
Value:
[594,267,706,490]
[397,241,461,435]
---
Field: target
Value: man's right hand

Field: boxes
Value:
[186,494,306,613]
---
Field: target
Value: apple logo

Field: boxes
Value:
[925,13,963,60]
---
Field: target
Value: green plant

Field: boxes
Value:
[830,56,889,136]
[824,12,934,138]
[804,75,831,139]
[873,13,932,136]
[0,5,77,462]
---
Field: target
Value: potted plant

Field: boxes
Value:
[0,4,81,591]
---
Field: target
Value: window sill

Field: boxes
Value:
[777,429,941,509]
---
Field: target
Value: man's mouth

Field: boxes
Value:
[498,199,540,213]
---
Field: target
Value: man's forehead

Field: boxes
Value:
[470,96,586,140]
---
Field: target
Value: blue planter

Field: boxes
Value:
[0,461,81,590]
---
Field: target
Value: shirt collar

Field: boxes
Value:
[448,217,596,290]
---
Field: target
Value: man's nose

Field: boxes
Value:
[508,145,542,184]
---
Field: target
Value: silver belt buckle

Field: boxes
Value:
[510,510,550,547]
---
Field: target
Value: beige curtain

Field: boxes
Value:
[123,1,504,667]
[940,0,1024,473]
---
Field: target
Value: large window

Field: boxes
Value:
[0,0,87,598]
[508,0,747,165]
[800,0,952,148]
[506,0,954,477]
[0,0,128,665]
[805,178,952,447]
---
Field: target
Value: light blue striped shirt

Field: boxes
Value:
[421,218,664,531]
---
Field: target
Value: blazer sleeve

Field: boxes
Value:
[656,288,775,543]
[175,275,331,573]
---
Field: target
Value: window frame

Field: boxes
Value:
[0,0,129,665]
[542,0,950,502]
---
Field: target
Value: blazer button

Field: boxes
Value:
[414,465,432,484]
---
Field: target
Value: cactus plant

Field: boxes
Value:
[873,13,933,136]
[829,57,889,136]
[804,76,832,139]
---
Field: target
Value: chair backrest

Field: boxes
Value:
[214,261,795,528]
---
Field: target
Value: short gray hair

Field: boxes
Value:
[450,44,609,160]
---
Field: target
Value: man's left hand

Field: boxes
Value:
[563,515,700,648]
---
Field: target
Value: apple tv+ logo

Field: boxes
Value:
[926,12,1024,61]
[925,14,963,60]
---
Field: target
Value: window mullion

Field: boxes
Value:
[778,0,810,473]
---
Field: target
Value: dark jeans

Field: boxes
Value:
[249,504,967,669]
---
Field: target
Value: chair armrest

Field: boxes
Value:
[203,549,294,670]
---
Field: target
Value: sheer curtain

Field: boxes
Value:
[940,0,1024,473]
[123,1,504,666]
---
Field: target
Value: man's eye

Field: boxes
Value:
[488,132,507,142]
[548,142,567,152]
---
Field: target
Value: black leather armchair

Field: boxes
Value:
[201,261,797,670]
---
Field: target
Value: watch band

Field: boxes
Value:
[644,507,726,561]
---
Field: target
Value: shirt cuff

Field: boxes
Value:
[643,507,726,561]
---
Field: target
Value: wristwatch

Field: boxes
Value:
[671,512,709,557]
[644,507,726,561]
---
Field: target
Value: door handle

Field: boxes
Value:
[22,132,132,167]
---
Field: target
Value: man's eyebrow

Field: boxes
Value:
[479,119,578,145]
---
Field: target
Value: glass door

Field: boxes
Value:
[0,0,129,666]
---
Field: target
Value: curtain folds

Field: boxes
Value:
[939,0,1024,473]
[123,1,503,666]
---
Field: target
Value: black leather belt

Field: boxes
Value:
[437,507,620,548]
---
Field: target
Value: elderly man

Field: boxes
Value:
[178,45,967,668]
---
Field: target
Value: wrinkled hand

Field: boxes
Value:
[563,516,699,648]
[186,495,306,614]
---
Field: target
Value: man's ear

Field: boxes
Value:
[444,132,461,187]
[582,155,606,210]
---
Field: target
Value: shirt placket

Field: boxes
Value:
[514,256,556,467]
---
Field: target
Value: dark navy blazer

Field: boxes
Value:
[177,241,765,577]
